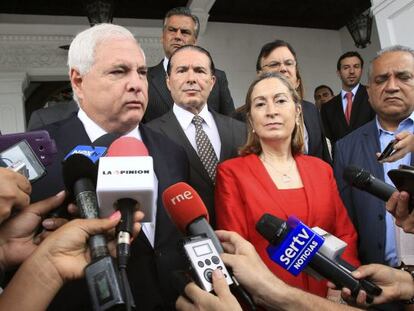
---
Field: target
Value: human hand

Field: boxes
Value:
[386,191,414,233]
[0,167,31,223]
[28,209,144,285]
[216,230,285,306]
[0,191,66,270]
[175,269,242,311]
[340,264,414,306]
[377,131,414,163]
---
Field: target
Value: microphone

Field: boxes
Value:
[97,136,155,269]
[256,214,382,300]
[97,136,155,222]
[343,165,395,201]
[162,182,256,310]
[62,135,131,311]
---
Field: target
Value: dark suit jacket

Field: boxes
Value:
[334,120,414,265]
[302,100,332,164]
[27,101,79,130]
[31,114,190,310]
[321,85,375,144]
[147,110,246,226]
[143,61,235,122]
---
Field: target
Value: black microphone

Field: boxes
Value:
[256,214,382,301]
[343,165,395,201]
[62,143,132,311]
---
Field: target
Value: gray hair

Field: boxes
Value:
[368,45,414,82]
[163,7,200,39]
[68,23,142,104]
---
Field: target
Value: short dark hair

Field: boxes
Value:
[163,7,200,39]
[256,39,304,99]
[167,45,216,76]
[314,85,334,96]
[337,51,364,71]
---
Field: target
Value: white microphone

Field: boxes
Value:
[96,137,156,223]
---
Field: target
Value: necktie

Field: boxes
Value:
[345,92,353,125]
[192,115,218,182]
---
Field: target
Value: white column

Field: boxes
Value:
[372,0,414,48]
[0,72,29,134]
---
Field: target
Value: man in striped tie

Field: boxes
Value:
[147,45,246,226]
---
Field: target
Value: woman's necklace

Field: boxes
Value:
[260,155,295,183]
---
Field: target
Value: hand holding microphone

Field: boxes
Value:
[162,182,256,310]
[256,214,382,301]
[0,210,144,311]
[97,136,155,268]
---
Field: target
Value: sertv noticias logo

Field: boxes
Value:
[267,217,324,276]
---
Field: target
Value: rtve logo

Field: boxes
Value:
[169,190,193,205]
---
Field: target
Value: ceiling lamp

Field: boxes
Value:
[346,9,373,49]
[84,0,115,26]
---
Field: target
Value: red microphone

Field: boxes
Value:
[106,136,149,156]
[162,182,222,253]
[162,182,257,310]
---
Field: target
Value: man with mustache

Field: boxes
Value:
[334,46,414,287]
[143,7,235,122]
[147,45,246,226]
[321,51,375,145]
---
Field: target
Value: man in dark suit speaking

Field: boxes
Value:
[147,45,246,226]
[321,51,375,145]
[143,7,235,122]
[31,24,190,310]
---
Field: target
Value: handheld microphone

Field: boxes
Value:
[256,214,382,300]
[97,136,155,222]
[343,165,395,201]
[62,134,131,311]
[162,182,256,310]
[97,136,155,269]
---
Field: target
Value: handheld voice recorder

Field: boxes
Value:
[182,235,233,292]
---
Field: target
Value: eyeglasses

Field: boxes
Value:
[261,59,296,70]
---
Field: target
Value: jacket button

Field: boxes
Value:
[378,243,382,249]
[378,214,384,220]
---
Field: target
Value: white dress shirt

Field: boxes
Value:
[340,83,360,113]
[77,108,157,247]
[173,104,221,159]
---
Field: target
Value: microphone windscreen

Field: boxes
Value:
[256,213,287,245]
[92,133,121,148]
[62,153,97,192]
[107,137,149,156]
[343,165,370,188]
[162,182,209,232]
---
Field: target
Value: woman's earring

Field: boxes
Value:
[252,128,256,133]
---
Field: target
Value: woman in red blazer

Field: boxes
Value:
[215,72,359,298]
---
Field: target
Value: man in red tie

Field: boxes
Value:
[321,51,375,146]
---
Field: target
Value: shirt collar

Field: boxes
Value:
[77,107,141,142]
[163,57,169,73]
[341,83,360,99]
[173,103,213,130]
[376,112,414,136]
